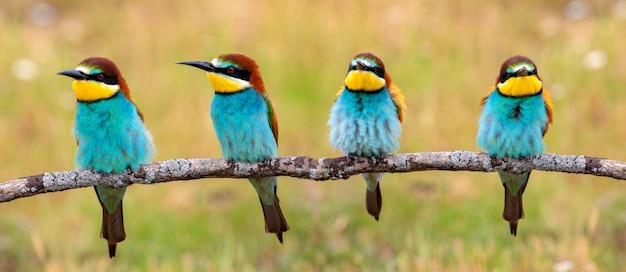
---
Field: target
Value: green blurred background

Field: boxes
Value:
[1,0,626,271]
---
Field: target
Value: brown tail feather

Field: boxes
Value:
[100,201,126,258]
[365,183,382,221]
[502,183,526,236]
[259,195,289,244]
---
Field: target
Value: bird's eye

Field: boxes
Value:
[96,74,105,81]
[371,67,379,73]
[226,67,235,74]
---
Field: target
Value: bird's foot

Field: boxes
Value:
[374,154,387,164]
[346,153,358,164]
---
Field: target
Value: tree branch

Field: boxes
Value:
[1,151,625,203]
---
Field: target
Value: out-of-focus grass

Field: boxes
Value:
[1,0,626,271]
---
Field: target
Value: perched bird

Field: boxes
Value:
[177,53,289,243]
[328,52,406,221]
[477,55,553,236]
[57,57,155,257]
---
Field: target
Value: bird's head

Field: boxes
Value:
[58,57,143,120]
[177,53,266,94]
[344,52,390,92]
[496,55,543,97]
[57,57,131,103]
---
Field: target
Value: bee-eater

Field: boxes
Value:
[328,52,406,221]
[57,57,155,257]
[477,55,553,236]
[177,53,289,243]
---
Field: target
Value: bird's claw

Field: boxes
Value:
[346,153,357,164]
[374,154,387,163]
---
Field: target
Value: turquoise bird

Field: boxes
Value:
[477,55,553,235]
[177,53,289,243]
[57,57,155,257]
[328,52,406,221]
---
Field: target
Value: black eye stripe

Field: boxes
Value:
[88,73,118,85]
[215,67,251,81]
[366,66,385,78]
[347,63,385,78]
[499,69,538,83]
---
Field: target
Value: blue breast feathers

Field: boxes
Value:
[74,92,155,173]
[328,88,402,156]
[211,88,278,162]
[477,90,549,158]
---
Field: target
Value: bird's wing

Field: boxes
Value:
[542,88,554,136]
[388,83,406,122]
[262,93,279,143]
[480,85,496,108]
[129,98,145,123]
[335,85,345,97]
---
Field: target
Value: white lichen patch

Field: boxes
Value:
[574,156,586,169]
[130,165,156,184]
[19,186,31,194]
[393,154,412,170]
[107,171,128,187]
[160,159,190,178]
[145,166,156,182]
[534,154,586,173]
[42,173,56,188]
[309,168,320,180]
[451,151,481,168]
[232,161,252,176]
[43,171,80,190]
[76,169,102,187]
[533,154,555,169]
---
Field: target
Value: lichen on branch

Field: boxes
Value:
[1,151,625,203]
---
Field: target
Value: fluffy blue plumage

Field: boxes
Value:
[74,91,154,211]
[211,88,278,205]
[477,90,548,158]
[328,88,402,157]
[211,88,277,161]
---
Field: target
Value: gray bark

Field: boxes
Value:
[1,151,624,203]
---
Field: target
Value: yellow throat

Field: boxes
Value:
[207,73,251,93]
[72,80,119,102]
[497,76,543,97]
[344,71,386,91]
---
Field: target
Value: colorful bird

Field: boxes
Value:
[177,53,289,243]
[328,52,406,221]
[57,57,155,257]
[477,55,553,236]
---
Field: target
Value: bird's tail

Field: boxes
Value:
[363,173,383,221]
[100,201,126,258]
[259,192,290,243]
[503,184,525,236]
[499,171,530,236]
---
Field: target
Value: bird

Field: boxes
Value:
[57,57,155,257]
[177,53,289,243]
[477,55,553,236]
[328,52,406,221]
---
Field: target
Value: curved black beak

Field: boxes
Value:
[355,61,367,71]
[176,61,215,72]
[57,69,88,80]
[516,67,529,77]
